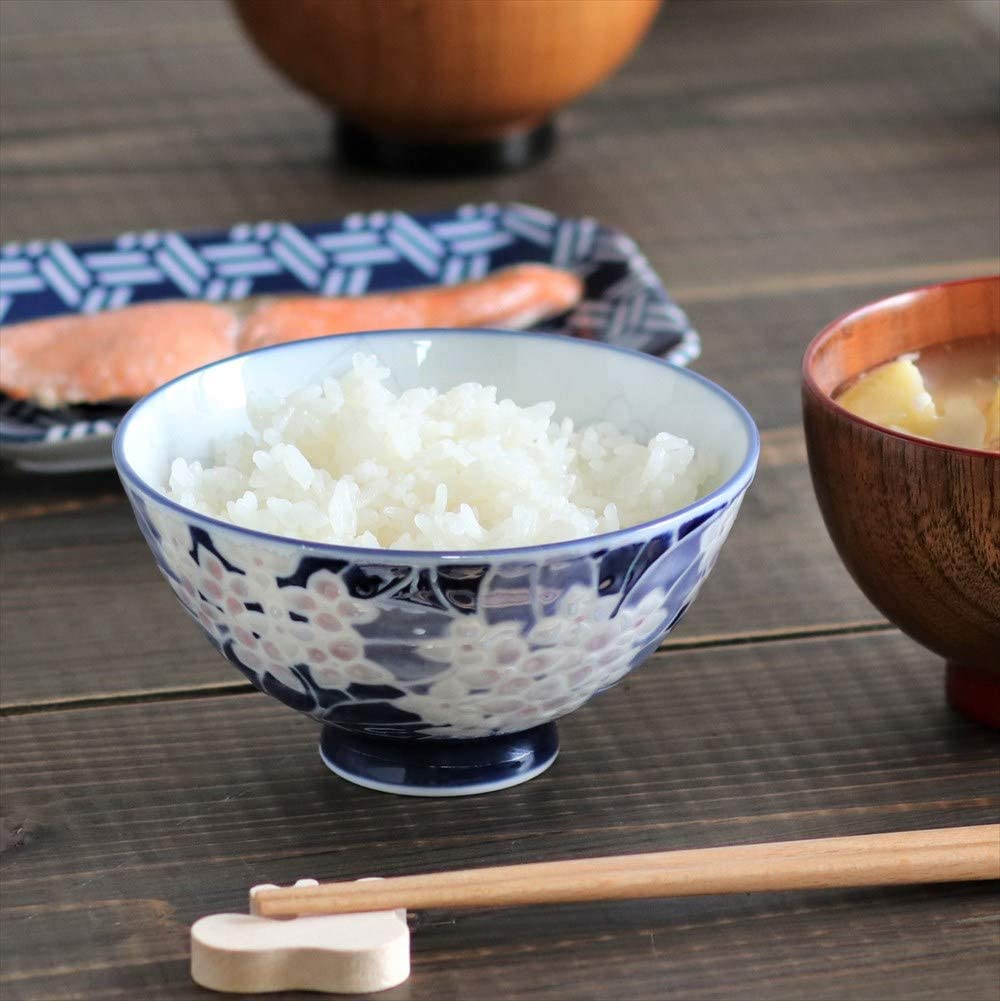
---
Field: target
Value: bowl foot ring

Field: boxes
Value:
[319,722,559,796]
[946,662,1000,729]
[334,117,556,175]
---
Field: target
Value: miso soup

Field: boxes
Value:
[835,332,999,451]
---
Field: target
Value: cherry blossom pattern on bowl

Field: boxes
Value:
[115,328,758,796]
[127,487,744,760]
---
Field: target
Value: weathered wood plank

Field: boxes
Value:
[1,2,996,298]
[2,1,998,997]
[2,631,997,999]
[2,885,998,1001]
[0,0,232,39]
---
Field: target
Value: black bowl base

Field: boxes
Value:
[334,118,556,175]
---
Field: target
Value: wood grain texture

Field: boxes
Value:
[1,0,997,429]
[2,632,999,1000]
[2,1,1000,998]
[1,2,997,289]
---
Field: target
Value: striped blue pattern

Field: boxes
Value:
[0,203,699,451]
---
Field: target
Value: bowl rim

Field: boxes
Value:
[113,327,760,562]
[801,274,1000,459]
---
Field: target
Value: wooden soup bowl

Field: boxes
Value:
[802,276,1000,728]
[230,0,661,171]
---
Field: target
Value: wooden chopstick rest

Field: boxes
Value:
[191,879,410,995]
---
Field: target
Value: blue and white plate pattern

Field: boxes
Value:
[0,203,699,471]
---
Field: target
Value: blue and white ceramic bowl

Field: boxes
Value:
[114,330,759,796]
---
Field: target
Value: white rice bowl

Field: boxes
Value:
[166,353,717,551]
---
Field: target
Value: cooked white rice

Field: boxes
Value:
[166,353,716,550]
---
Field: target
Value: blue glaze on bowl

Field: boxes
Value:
[320,723,560,796]
[114,329,758,795]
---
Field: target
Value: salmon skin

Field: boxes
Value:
[0,264,583,407]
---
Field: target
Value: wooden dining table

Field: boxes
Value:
[2,1,998,998]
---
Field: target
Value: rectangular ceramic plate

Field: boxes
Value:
[0,202,698,473]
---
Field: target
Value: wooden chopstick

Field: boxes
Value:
[250,824,1000,918]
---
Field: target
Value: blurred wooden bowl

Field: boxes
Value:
[231,0,661,170]
[802,276,1000,728]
